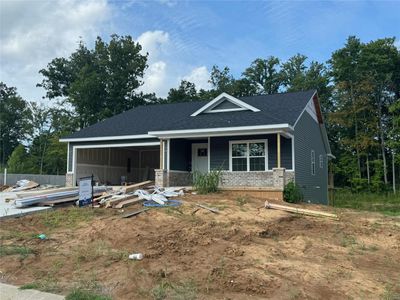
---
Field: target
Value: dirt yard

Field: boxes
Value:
[0,192,399,299]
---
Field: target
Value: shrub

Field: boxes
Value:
[350,177,369,193]
[283,181,303,203]
[193,170,221,194]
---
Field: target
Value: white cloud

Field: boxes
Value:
[0,0,111,102]
[137,30,170,62]
[183,66,211,91]
[140,61,168,96]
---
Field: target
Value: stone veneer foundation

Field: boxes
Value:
[155,168,293,189]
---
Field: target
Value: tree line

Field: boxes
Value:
[1,35,399,192]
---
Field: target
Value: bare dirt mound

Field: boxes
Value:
[0,192,399,299]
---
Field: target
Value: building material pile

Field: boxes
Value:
[264,201,338,220]
[94,182,185,209]
[3,180,40,192]
[15,186,110,208]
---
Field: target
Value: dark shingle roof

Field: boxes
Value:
[63,90,315,139]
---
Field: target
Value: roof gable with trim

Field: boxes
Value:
[190,92,260,116]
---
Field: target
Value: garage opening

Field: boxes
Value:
[75,146,159,185]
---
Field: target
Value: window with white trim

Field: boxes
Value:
[311,150,315,175]
[230,140,267,171]
[319,154,323,168]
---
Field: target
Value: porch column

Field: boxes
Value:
[277,133,281,168]
[159,139,164,169]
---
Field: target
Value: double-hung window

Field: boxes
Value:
[230,140,267,171]
[319,154,323,169]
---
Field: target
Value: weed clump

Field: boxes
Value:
[193,170,221,194]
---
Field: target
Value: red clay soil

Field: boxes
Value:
[0,192,399,299]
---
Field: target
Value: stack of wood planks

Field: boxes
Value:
[95,181,153,209]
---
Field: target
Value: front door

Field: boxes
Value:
[191,143,208,173]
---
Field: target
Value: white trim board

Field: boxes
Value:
[60,134,155,143]
[293,91,317,128]
[149,124,293,139]
[191,92,260,116]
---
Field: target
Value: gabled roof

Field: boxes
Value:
[191,92,260,116]
[61,90,317,141]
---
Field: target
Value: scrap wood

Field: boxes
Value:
[122,181,152,194]
[39,196,78,206]
[264,201,338,220]
[121,208,149,218]
[195,203,220,214]
[114,198,143,209]
[104,194,138,208]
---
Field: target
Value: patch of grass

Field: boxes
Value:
[151,281,170,300]
[74,240,128,265]
[66,289,111,300]
[40,207,102,229]
[235,196,248,207]
[170,279,197,300]
[0,245,33,258]
[332,189,400,216]
[29,260,64,293]
[151,279,198,300]
[382,283,400,300]
[0,230,37,241]
[19,283,40,290]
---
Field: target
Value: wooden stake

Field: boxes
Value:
[196,204,219,214]
[264,201,338,220]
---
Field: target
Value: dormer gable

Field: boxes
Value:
[191,92,260,116]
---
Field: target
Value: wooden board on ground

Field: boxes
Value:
[196,204,219,214]
[121,208,149,218]
[122,181,152,193]
[105,194,138,208]
[39,196,78,206]
[264,201,338,220]
[114,198,142,209]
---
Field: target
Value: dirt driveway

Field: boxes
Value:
[0,192,399,299]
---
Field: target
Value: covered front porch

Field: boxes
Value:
[155,131,295,192]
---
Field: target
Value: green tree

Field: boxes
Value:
[38,35,151,128]
[167,80,199,103]
[7,145,34,173]
[0,82,32,166]
[243,57,282,94]
[359,37,399,184]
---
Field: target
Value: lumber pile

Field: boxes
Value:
[264,201,338,220]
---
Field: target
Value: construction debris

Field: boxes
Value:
[122,181,152,193]
[121,208,149,218]
[143,199,182,207]
[114,198,143,209]
[15,186,110,208]
[4,180,39,192]
[264,201,338,220]
[128,253,143,260]
[195,203,220,214]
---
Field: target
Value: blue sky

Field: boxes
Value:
[1,0,399,101]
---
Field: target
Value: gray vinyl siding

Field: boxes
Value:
[169,139,191,171]
[210,134,292,171]
[211,100,241,110]
[169,138,207,171]
[294,111,328,204]
[67,138,160,172]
